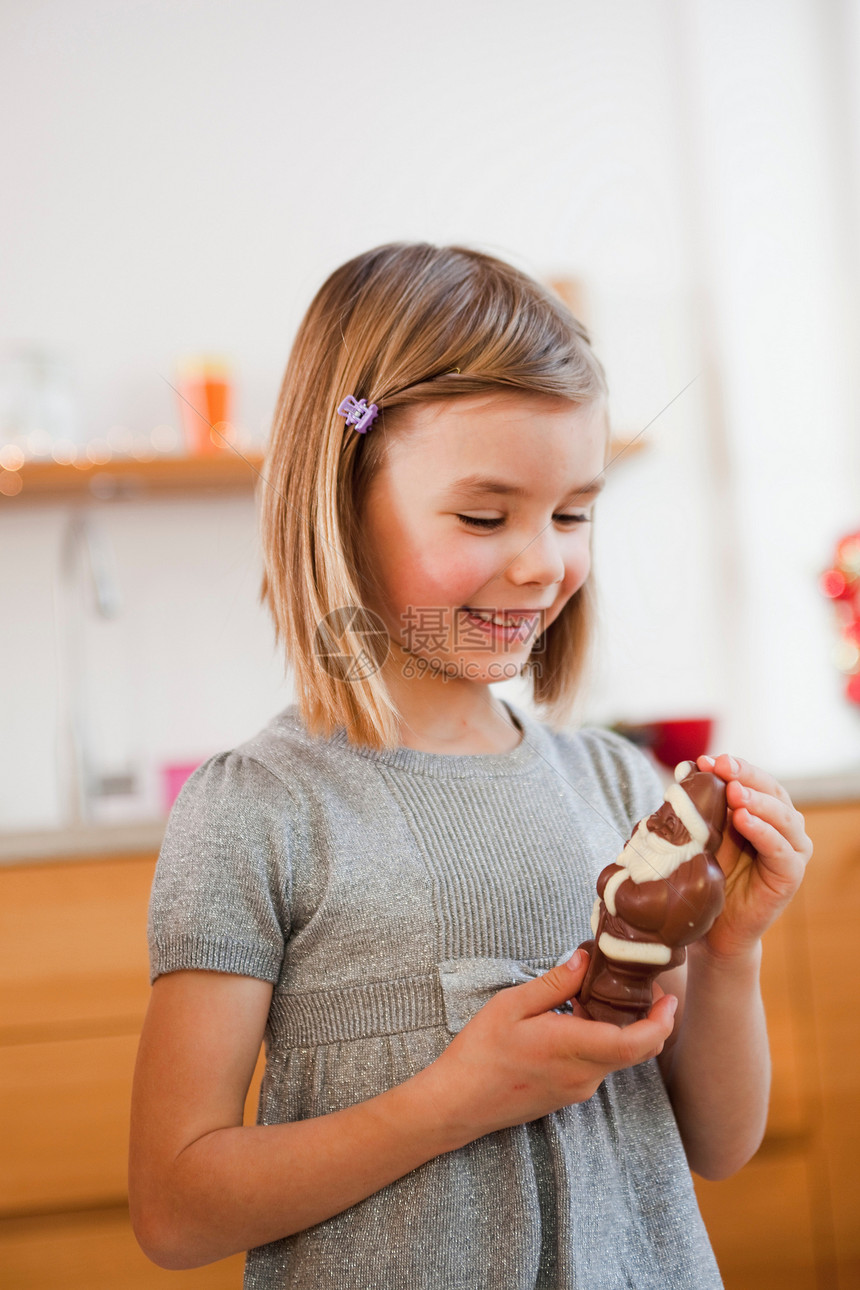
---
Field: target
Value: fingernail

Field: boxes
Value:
[666,995,678,1016]
[727,756,740,774]
[565,949,584,972]
[699,755,715,768]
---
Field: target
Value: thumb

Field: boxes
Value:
[510,948,590,1017]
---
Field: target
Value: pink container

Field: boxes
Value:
[161,760,205,815]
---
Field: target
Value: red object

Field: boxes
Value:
[648,719,714,770]
[611,718,714,770]
[821,527,860,707]
[820,569,848,600]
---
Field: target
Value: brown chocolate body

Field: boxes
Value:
[576,768,727,1027]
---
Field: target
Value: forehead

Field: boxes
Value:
[392,392,608,486]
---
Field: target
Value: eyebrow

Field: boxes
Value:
[445,473,606,501]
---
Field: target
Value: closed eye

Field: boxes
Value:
[456,513,592,530]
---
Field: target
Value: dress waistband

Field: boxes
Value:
[268,955,566,1047]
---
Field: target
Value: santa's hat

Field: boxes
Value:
[663,761,728,855]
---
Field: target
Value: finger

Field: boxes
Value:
[719,811,758,883]
[568,995,678,1070]
[509,950,590,1017]
[704,753,793,808]
[726,808,810,883]
[725,782,807,853]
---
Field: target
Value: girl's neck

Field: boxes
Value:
[382,665,523,755]
[396,710,523,756]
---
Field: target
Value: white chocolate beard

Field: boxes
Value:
[618,818,703,884]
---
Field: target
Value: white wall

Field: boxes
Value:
[668,0,860,769]
[1,0,857,831]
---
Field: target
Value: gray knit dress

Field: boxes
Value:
[147,697,724,1290]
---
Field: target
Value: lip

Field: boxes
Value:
[460,607,543,642]
[461,606,549,615]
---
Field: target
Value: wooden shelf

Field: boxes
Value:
[0,452,266,503]
[0,437,645,507]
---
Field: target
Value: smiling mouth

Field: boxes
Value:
[460,607,544,634]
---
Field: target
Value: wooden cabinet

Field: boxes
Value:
[1,800,858,1287]
[0,853,262,1288]
[694,799,860,1289]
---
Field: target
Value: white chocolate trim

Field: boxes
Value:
[664,782,710,847]
[620,818,702,883]
[598,932,672,965]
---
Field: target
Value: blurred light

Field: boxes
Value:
[834,639,860,672]
[210,420,233,449]
[106,425,133,456]
[230,424,257,453]
[85,440,112,464]
[151,424,181,454]
[820,569,848,599]
[838,537,860,576]
[0,444,25,471]
[0,470,23,497]
[24,429,53,459]
[130,434,155,461]
[51,440,77,465]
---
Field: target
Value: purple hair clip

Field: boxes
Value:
[337,395,379,434]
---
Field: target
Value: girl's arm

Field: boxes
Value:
[655,752,812,1180]
[129,954,678,1271]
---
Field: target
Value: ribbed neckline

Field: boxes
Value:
[295,698,547,779]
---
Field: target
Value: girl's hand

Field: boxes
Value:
[421,950,678,1147]
[694,752,813,960]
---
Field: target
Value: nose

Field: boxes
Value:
[505,525,569,588]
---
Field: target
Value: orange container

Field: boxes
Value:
[175,358,233,455]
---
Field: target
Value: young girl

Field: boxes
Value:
[129,242,812,1289]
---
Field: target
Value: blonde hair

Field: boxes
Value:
[258,242,609,750]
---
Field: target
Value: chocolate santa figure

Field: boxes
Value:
[575,760,728,1027]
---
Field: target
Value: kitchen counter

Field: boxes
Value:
[0,819,166,865]
[781,769,860,804]
[2,786,860,1287]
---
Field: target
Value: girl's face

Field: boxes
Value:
[361,391,608,687]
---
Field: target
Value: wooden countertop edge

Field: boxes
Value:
[2,771,859,865]
[781,771,860,806]
[0,820,166,866]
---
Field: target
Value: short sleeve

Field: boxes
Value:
[147,750,295,985]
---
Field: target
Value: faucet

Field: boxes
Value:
[56,508,123,826]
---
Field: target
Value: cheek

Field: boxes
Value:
[426,538,501,604]
[561,539,592,595]
[382,532,466,609]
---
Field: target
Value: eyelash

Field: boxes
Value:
[456,513,591,531]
